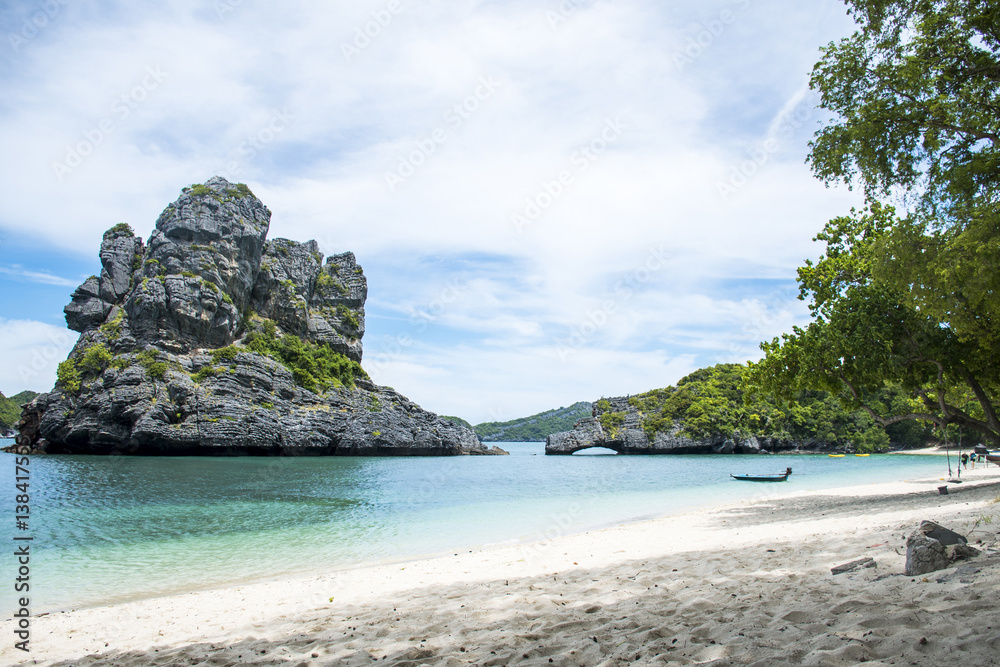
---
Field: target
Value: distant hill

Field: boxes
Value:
[474,402,593,442]
[0,391,38,436]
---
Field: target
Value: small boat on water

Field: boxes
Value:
[987,453,1000,465]
[829,454,845,458]
[855,453,870,457]
[731,467,792,482]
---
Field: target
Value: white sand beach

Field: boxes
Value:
[7,467,1000,666]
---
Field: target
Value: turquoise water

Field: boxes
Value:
[0,440,951,612]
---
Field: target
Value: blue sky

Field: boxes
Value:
[0,0,862,423]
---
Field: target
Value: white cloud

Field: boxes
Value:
[0,319,76,395]
[0,0,863,422]
[0,266,80,287]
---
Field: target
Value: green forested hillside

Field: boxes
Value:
[474,402,592,442]
[0,391,38,434]
[440,415,473,430]
[613,364,934,453]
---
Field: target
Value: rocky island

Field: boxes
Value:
[546,395,765,455]
[545,364,932,455]
[13,177,505,456]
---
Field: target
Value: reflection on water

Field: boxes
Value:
[0,439,947,611]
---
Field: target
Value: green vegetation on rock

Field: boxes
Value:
[100,309,125,340]
[336,305,360,331]
[53,343,117,394]
[212,346,240,363]
[79,344,113,375]
[598,410,626,439]
[315,271,333,289]
[56,360,81,393]
[441,415,473,430]
[224,183,253,199]
[242,320,368,393]
[105,223,134,237]
[136,349,167,380]
[191,365,220,384]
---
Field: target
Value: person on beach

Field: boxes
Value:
[961,453,969,468]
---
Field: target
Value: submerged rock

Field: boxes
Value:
[13,178,505,457]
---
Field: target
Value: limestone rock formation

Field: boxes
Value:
[545,395,762,455]
[13,178,505,457]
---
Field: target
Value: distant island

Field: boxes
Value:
[547,364,937,455]
[10,177,506,457]
[0,391,38,437]
[467,402,592,442]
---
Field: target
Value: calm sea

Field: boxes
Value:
[0,440,952,612]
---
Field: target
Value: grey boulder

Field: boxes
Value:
[904,520,980,576]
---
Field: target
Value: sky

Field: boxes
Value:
[0,0,863,424]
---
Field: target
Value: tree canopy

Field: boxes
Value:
[746,0,1000,446]
[625,363,929,452]
[810,0,1000,218]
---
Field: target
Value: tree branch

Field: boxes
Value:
[956,363,1000,433]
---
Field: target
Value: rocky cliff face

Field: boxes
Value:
[545,395,762,455]
[16,178,504,456]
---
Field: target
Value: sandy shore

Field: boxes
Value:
[890,446,995,457]
[6,469,1000,666]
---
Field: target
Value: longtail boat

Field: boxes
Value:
[731,467,792,482]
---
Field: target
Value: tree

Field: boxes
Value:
[746,204,1000,445]
[747,0,1000,446]
[810,0,1000,350]
[810,0,1000,218]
